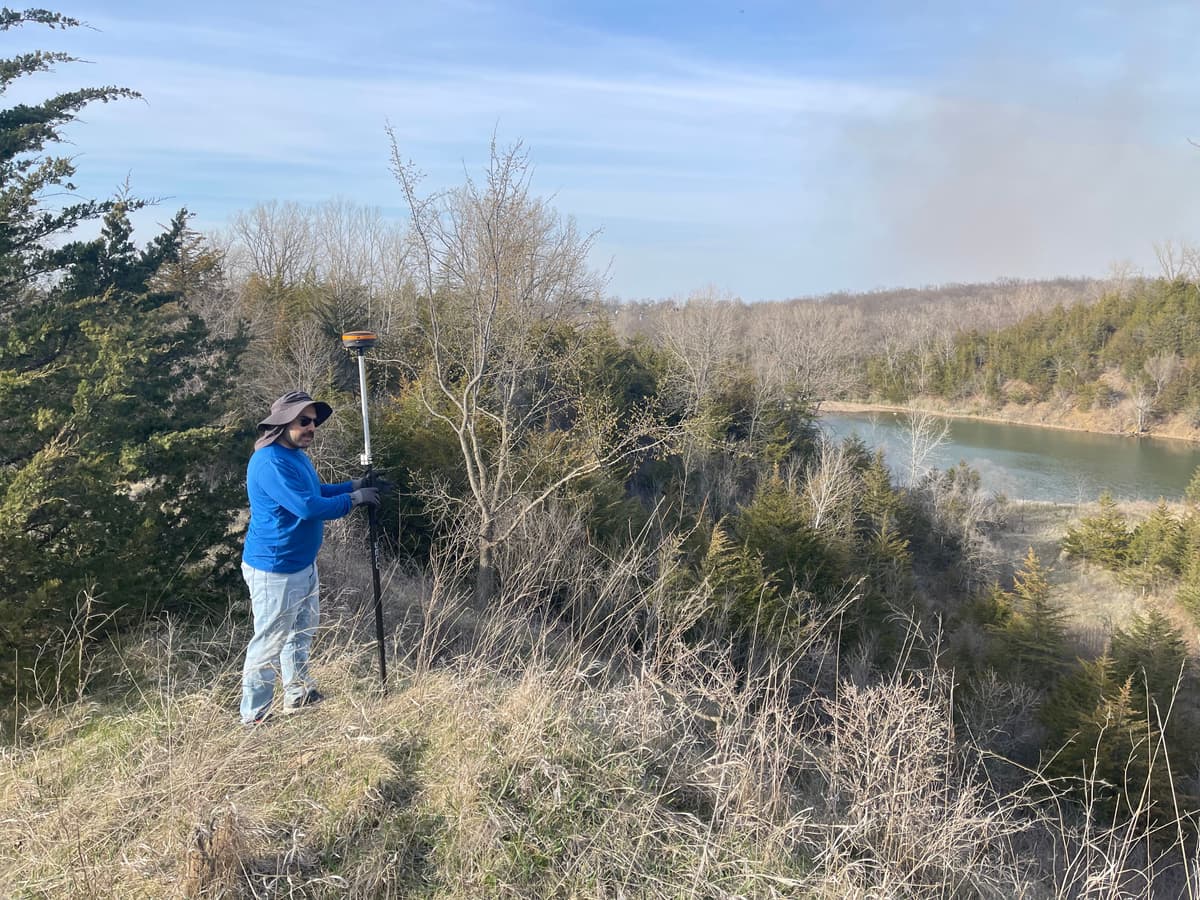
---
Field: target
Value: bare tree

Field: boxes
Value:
[311,199,413,333]
[1010,282,1049,320]
[617,277,1104,410]
[1104,259,1140,298]
[388,135,660,601]
[901,408,950,489]
[1152,239,1200,282]
[1184,242,1200,281]
[878,312,909,389]
[228,200,314,286]
[656,287,743,414]
[802,439,856,539]
[1144,352,1181,400]
[750,302,861,404]
[1131,389,1155,434]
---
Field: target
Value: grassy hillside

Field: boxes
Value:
[5,518,1198,899]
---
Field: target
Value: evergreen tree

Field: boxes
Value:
[1045,674,1168,822]
[0,10,141,293]
[1175,521,1200,623]
[1125,499,1184,583]
[864,276,1200,423]
[856,448,905,535]
[990,547,1067,688]
[1184,466,1200,508]
[737,471,841,597]
[0,13,245,699]
[1110,609,1188,707]
[702,521,781,637]
[862,514,913,605]
[1041,654,1115,742]
[1062,491,1130,569]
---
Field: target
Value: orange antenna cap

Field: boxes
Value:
[341,331,378,350]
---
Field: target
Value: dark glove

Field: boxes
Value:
[350,487,381,508]
[352,472,396,494]
[369,474,395,496]
[352,472,395,495]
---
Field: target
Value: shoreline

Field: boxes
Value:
[819,400,1200,447]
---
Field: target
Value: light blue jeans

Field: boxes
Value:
[240,562,320,723]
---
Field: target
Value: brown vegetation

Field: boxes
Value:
[5,506,1200,898]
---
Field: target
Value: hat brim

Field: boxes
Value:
[257,400,333,431]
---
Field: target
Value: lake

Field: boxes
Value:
[820,411,1200,503]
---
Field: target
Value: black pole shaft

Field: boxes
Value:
[353,348,387,693]
[367,476,388,694]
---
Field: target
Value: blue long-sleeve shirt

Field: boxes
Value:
[242,443,354,573]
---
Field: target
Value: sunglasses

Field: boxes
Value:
[295,415,320,428]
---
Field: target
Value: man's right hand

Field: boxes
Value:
[350,487,381,508]
[352,472,395,494]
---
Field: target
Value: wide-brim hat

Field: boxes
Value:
[257,390,333,431]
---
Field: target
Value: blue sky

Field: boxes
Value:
[10,1,1200,300]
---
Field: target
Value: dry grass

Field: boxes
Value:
[4,510,1200,898]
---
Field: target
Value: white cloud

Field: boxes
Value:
[10,2,1200,300]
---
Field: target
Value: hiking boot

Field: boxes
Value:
[283,689,325,714]
[243,709,274,728]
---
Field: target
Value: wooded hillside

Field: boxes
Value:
[864,277,1200,435]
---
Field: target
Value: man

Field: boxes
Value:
[240,390,380,725]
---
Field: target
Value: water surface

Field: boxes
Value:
[820,411,1200,503]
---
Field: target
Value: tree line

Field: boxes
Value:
[862,276,1200,432]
